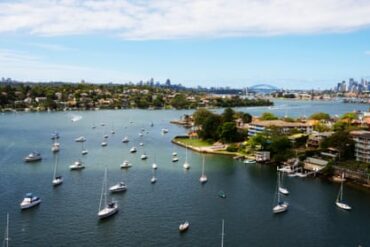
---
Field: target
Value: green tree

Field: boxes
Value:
[235,112,252,123]
[247,132,269,150]
[309,112,330,121]
[193,108,214,126]
[170,94,188,109]
[260,112,278,120]
[218,122,238,143]
[321,130,355,160]
[198,114,222,141]
[222,107,235,122]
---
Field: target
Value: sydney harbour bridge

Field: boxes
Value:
[245,84,280,94]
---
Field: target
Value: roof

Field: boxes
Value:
[250,120,312,128]
[304,157,328,166]
[351,130,370,139]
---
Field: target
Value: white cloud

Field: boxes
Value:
[0,0,370,39]
[0,49,140,82]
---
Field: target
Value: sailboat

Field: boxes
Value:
[122,137,129,143]
[221,219,225,247]
[141,151,148,160]
[98,168,119,219]
[81,142,88,155]
[336,173,351,210]
[172,145,177,156]
[273,172,288,214]
[199,155,208,183]
[278,171,289,195]
[51,139,60,153]
[183,145,190,169]
[52,153,63,186]
[151,168,157,184]
[101,138,108,147]
[3,213,9,247]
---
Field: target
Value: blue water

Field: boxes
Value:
[0,100,369,246]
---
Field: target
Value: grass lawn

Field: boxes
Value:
[174,138,212,147]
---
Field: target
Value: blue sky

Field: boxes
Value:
[0,0,370,89]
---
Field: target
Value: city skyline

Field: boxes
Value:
[1,0,370,89]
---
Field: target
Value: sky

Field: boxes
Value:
[0,0,370,89]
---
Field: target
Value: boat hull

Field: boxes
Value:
[336,202,351,210]
[20,200,41,209]
[273,203,288,214]
[98,206,119,219]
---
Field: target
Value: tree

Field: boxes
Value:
[341,112,357,121]
[222,107,235,122]
[247,132,269,150]
[170,94,188,109]
[218,122,238,143]
[193,108,214,126]
[235,112,252,123]
[321,130,355,160]
[260,112,278,120]
[309,112,330,121]
[198,114,222,141]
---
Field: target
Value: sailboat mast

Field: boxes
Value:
[99,169,106,211]
[104,169,108,206]
[185,145,188,162]
[221,219,224,247]
[53,153,58,179]
[277,172,281,203]
[4,213,9,247]
[202,155,205,176]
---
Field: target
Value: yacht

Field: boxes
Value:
[69,160,85,170]
[122,137,129,143]
[24,152,42,162]
[52,153,63,186]
[98,169,119,219]
[120,160,132,169]
[51,132,60,140]
[179,221,189,232]
[130,147,137,153]
[273,172,288,214]
[336,173,351,210]
[20,193,41,209]
[199,156,208,183]
[109,182,127,193]
[51,142,60,153]
[183,146,190,169]
[141,153,148,160]
[75,136,86,142]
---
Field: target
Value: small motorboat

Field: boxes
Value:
[218,190,226,199]
[161,128,169,134]
[139,142,144,146]
[139,133,143,137]
[101,141,108,147]
[104,135,109,139]
[69,160,85,170]
[75,136,86,142]
[150,176,157,184]
[141,154,148,160]
[243,159,256,164]
[120,160,132,169]
[20,193,41,209]
[172,152,177,157]
[179,221,189,232]
[81,149,88,155]
[172,157,179,162]
[152,163,158,169]
[130,147,137,153]
[111,130,115,134]
[51,132,60,140]
[122,137,129,143]
[24,152,42,162]
[109,182,127,193]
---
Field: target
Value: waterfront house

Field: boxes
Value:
[351,130,370,163]
[306,131,334,148]
[255,151,270,162]
[303,157,328,171]
[247,120,313,136]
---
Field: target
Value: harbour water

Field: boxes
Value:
[0,100,369,246]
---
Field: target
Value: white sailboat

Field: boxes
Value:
[183,145,190,170]
[199,155,208,183]
[152,155,158,169]
[130,147,137,153]
[3,213,9,247]
[273,172,288,214]
[179,221,189,232]
[52,153,63,186]
[336,173,351,210]
[120,160,132,169]
[122,137,129,143]
[141,152,148,160]
[98,168,119,219]
[151,168,157,184]
[278,171,289,195]
[51,140,60,153]
[81,142,88,155]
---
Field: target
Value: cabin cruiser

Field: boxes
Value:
[69,160,85,170]
[24,152,42,162]
[130,147,137,153]
[109,182,127,193]
[20,193,41,209]
[120,160,132,168]
[75,136,86,142]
